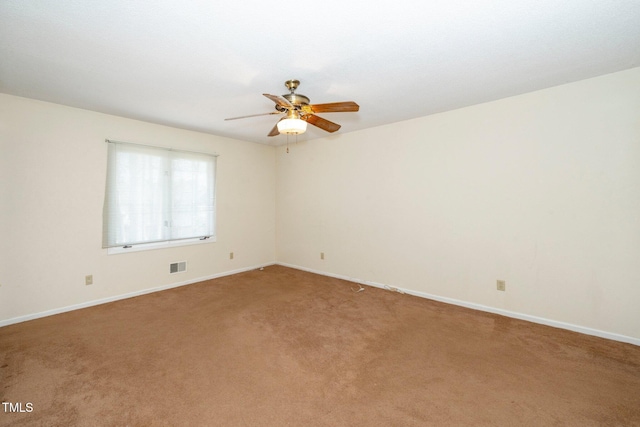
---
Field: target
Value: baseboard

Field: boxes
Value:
[5,262,638,347]
[277,262,640,347]
[0,263,275,328]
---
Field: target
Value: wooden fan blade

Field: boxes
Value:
[268,119,283,137]
[306,101,359,113]
[303,114,341,133]
[225,111,281,121]
[263,94,293,109]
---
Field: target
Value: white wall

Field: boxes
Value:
[0,94,276,323]
[276,67,640,341]
[2,68,639,342]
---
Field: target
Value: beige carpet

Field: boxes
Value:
[1,265,639,426]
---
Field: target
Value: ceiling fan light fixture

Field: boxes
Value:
[277,118,307,135]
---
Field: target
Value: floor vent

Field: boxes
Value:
[170,261,187,274]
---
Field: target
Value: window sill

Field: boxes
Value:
[106,237,215,255]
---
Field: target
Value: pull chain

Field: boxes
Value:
[285,133,299,154]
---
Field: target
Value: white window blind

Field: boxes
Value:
[102,140,217,249]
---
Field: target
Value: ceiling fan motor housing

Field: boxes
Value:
[282,79,310,107]
[283,93,310,107]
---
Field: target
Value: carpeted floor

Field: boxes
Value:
[1,265,639,426]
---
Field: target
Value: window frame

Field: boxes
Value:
[103,139,218,254]
[106,236,213,255]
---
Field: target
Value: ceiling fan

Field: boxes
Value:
[225,79,359,137]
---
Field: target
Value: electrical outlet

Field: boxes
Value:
[85,275,93,286]
[320,252,325,260]
[497,280,506,291]
[230,252,234,260]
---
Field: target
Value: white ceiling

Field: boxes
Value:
[1,1,639,146]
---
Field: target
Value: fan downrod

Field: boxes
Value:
[284,79,300,93]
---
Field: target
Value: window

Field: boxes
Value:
[102,140,217,251]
